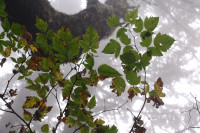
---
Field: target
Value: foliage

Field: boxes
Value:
[0,0,175,133]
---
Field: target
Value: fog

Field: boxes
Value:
[1,0,200,132]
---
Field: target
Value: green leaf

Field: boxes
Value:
[0,0,7,17]
[125,70,141,85]
[133,18,143,33]
[2,17,10,32]
[36,86,48,98]
[68,38,80,59]
[80,126,89,133]
[128,87,141,95]
[87,96,96,109]
[46,29,54,40]
[145,86,150,94]
[10,57,17,63]
[18,76,24,80]
[0,0,6,11]
[35,16,47,32]
[97,125,118,133]
[125,9,138,24]
[22,96,40,109]
[134,87,141,93]
[57,27,73,42]
[24,109,32,121]
[11,23,24,36]
[54,54,66,63]
[41,124,49,133]
[62,80,73,100]
[62,88,71,100]
[36,33,49,54]
[102,39,121,58]
[154,33,175,52]
[107,125,118,133]
[141,52,152,67]
[107,15,120,28]
[117,28,131,45]
[123,46,133,53]
[35,73,49,84]
[111,76,126,96]
[120,51,136,64]
[98,64,121,77]
[148,47,163,56]
[144,17,159,31]
[140,30,153,47]
[52,36,67,54]
[26,84,41,91]
[84,54,94,70]
[83,26,99,44]
[64,117,75,127]
[80,40,89,53]
[0,32,5,40]
[91,42,99,50]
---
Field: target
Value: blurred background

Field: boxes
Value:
[1,0,200,132]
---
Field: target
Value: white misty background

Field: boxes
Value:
[0,0,200,132]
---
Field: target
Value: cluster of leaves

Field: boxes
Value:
[0,0,175,132]
[106,9,175,132]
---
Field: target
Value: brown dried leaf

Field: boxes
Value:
[28,56,42,71]
[156,77,163,88]
[23,26,32,42]
[0,58,6,67]
[9,89,17,97]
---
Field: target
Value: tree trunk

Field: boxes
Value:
[4,0,132,40]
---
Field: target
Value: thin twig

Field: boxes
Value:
[73,100,129,133]
[0,108,13,113]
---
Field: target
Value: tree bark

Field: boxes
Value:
[4,0,133,40]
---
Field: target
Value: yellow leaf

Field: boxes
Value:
[19,39,27,46]
[55,70,63,81]
[29,44,38,53]
[2,46,11,57]
[154,83,162,95]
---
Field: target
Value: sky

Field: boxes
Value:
[1,0,200,133]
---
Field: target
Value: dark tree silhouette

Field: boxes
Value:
[5,0,133,40]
